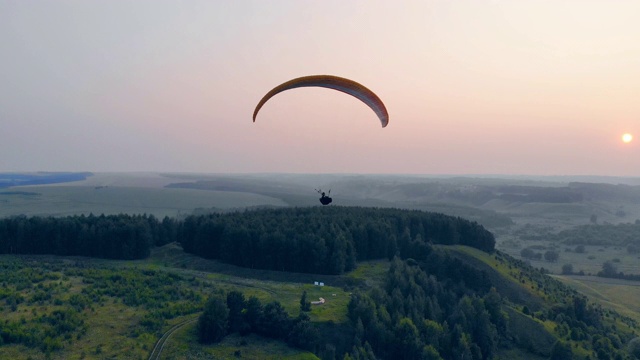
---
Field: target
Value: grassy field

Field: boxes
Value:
[0,185,287,218]
[554,275,640,324]
[498,239,640,275]
[0,255,190,360]
[0,242,362,359]
[142,243,353,322]
[162,326,319,360]
[155,245,354,323]
[343,260,390,289]
[494,197,640,277]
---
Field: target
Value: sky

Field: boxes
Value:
[1,1,639,176]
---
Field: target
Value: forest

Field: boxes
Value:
[0,214,173,260]
[179,207,495,275]
[341,252,635,360]
[0,207,494,275]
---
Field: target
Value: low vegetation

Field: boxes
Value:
[555,220,640,247]
[0,255,214,359]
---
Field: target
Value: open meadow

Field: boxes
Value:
[0,173,288,218]
[554,275,640,324]
[0,240,363,360]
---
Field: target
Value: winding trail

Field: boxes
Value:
[148,317,198,360]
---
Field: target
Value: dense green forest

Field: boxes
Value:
[196,290,319,351]
[179,207,495,275]
[0,207,494,275]
[341,251,637,360]
[0,214,176,260]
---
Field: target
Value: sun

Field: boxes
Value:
[622,133,633,143]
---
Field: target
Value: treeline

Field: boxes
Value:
[0,207,494,274]
[597,260,640,282]
[555,220,640,246]
[0,214,177,260]
[197,291,318,352]
[179,207,495,275]
[496,185,583,203]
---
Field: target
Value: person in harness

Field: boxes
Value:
[316,189,332,205]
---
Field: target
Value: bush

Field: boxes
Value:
[561,264,573,275]
[521,248,535,259]
[197,295,229,344]
[544,250,559,262]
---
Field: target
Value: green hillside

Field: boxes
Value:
[443,245,638,359]
[1,242,638,359]
[2,202,640,359]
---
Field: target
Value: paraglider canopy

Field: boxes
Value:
[253,75,389,128]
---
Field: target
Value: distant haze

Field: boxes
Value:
[1,1,638,176]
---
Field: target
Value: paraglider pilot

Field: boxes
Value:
[316,189,332,205]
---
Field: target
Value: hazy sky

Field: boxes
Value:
[2,1,638,176]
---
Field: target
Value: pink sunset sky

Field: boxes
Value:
[1,1,638,176]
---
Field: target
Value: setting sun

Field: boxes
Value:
[622,133,633,143]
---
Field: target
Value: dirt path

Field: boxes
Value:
[148,317,198,360]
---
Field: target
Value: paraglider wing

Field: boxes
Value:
[252,75,389,128]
